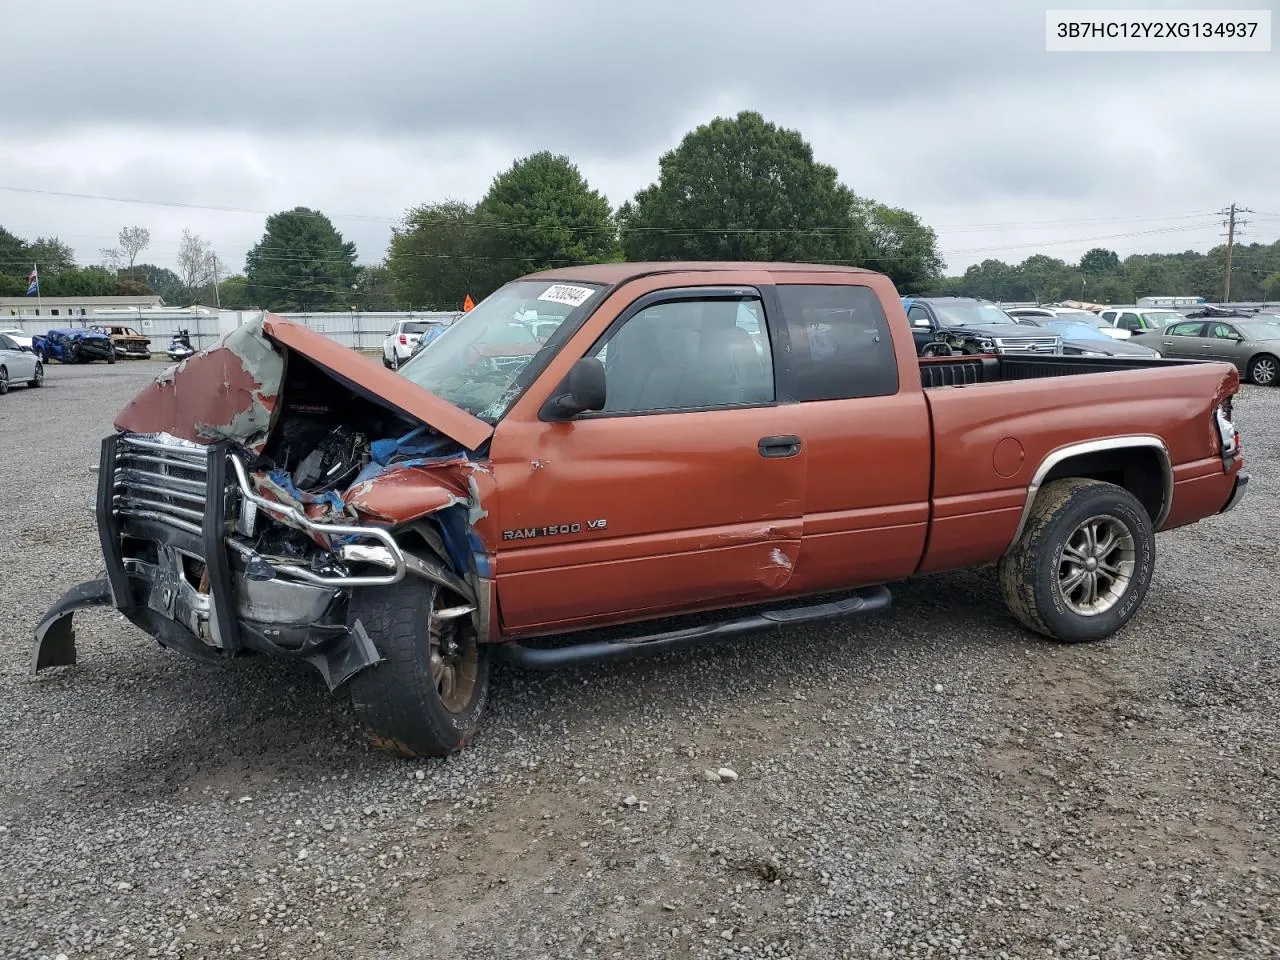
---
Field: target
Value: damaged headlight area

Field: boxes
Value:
[33,322,488,692]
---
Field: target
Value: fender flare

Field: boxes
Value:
[1005,435,1173,552]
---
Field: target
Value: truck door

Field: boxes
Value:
[771,279,933,593]
[489,282,805,634]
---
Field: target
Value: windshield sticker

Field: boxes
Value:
[537,284,595,308]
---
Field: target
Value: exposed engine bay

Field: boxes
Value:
[33,317,492,691]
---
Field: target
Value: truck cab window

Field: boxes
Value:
[780,285,899,401]
[589,298,774,414]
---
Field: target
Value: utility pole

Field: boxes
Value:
[210,252,222,309]
[1218,203,1253,303]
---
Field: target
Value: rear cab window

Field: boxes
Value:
[777,285,899,401]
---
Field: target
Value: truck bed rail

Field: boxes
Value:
[918,354,1199,389]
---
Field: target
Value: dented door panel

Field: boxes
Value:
[490,407,805,631]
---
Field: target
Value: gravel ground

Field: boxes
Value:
[1,361,1277,960]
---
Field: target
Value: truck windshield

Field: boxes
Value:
[398,279,606,421]
[933,302,1018,327]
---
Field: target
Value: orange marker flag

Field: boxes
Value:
[462,293,475,312]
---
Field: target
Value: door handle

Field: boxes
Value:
[758,435,802,459]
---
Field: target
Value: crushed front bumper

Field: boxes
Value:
[31,432,434,688]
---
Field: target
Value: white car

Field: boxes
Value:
[0,328,33,351]
[0,331,44,393]
[382,320,446,369]
[1006,306,1130,339]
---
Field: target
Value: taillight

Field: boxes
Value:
[1215,399,1240,466]
[398,334,407,345]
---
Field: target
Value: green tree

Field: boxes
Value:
[387,200,502,310]
[245,207,358,312]
[856,200,944,292]
[618,111,870,264]
[218,275,252,308]
[133,264,186,304]
[1078,247,1121,275]
[955,259,1030,301]
[353,263,398,311]
[1018,255,1070,302]
[1261,271,1280,300]
[43,266,119,296]
[25,236,76,276]
[476,151,618,286]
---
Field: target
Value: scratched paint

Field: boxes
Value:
[114,318,283,451]
[344,467,468,525]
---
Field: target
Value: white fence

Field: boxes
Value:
[2,310,462,355]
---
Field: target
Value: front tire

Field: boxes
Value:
[29,362,43,388]
[1247,354,1277,386]
[346,578,490,758]
[998,478,1155,643]
[0,365,8,395]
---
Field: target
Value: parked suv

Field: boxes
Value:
[382,319,448,369]
[902,297,1062,356]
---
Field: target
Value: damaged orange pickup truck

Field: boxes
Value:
[35,263,1249,757]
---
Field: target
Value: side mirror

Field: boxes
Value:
[543,357,606,419]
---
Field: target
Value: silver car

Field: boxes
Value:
[0,332,44,394]
[1131,315,1280,385]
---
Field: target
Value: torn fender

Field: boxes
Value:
[344,467,469,525]
[115,315,495,453]
[115,319,283,451]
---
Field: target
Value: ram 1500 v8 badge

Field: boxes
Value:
[34,263,1249,757]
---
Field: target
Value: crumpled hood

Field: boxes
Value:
[114,314,494,452]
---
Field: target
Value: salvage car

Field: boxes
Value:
[34,327,116,364]
[0,331,44,393]
[35,263,1247,758]
[1012,318,1162,358]
[901,297,1063,356]
[0,327,34,351]
[1131,315,1280,385]
[382,319,451,369]
[92,324,152,359]
[1007,306,1130,339]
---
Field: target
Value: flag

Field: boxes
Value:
[25,266,39,296]
[462,293,475,312]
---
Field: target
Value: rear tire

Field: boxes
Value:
[998,478,1155,643]
[0,365,8,395]
[29,362,43,388]
[347,578,490,758]
[1247,354,1277,386]
[106,347,116,365]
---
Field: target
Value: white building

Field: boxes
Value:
[0,294,164,319]
[1136,295,1205,308]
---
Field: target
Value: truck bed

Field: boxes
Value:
[918,354,1199,388]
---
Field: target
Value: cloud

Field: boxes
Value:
[2,0,1277,275]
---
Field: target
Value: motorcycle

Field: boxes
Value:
[167,330,196,362]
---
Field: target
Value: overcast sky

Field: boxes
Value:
[2,0,1277,278]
